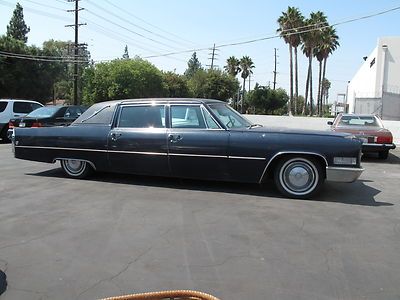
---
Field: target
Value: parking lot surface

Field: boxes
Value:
[1,143,400,300]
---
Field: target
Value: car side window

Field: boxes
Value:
[118,105,165,128]
[65,107,82,119]
[201,107,220,129]
[13,102,39,114]
[170,105,206,129]
[0,102,8,112]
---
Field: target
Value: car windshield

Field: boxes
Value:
[26,106,59,118]
[208,104,252,129]
[338,115,382,127]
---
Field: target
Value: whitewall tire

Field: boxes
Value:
[60,159,93,179]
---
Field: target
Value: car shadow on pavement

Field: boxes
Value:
[28,168,391,207]
[362,152,400,164]
[319,180,392,206]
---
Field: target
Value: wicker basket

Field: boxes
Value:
[99,290,220,300]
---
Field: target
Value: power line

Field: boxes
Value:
[0,51,88,63]
[85,0,189,49]
[100,0,195,47]
[84,8,182,51]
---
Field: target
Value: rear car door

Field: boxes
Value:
[107,104,170,176]
[167,104,229,180]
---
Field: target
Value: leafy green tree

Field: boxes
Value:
[162,71,191,98]
[239,56,255,112]
[82,58,164,104]
[187,69,239,101]
[184,52,202,78]
[6,3,30,43]
[247,84,288,115]
[122,45,129,59]
[224,56,241,77]
[277,7,304,115]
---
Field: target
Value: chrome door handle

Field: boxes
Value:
[111,132,122,141]
[168,134,183,143]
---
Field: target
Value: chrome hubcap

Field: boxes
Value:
[66,160,83,172]
[282,161,316,193]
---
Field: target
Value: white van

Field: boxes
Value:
[0,99,43,142]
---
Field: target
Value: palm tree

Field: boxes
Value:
[239,56,255,113]
[315,26,339,116]
[277,7,304,115]
[301,11,328,115]
[224,56,241,77]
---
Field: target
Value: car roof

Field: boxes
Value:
[90,98,225,106]
[0,99,42,104]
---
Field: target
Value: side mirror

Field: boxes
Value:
[327,121,333,125]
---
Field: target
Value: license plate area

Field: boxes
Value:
[19,122,25,127]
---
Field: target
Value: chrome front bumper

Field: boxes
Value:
[326,166,364,183]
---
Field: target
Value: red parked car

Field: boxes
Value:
[328,114,396,159]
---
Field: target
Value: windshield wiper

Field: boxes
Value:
[80,105,110,123]
[248,124,263,129]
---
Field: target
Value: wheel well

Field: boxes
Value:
[260,153,327,183]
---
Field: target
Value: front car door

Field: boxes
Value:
[167,103,229,180]
[108,103,169,176]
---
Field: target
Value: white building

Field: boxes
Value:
[347,37,400,120]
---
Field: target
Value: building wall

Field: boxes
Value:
[347,47,379,113]
[347,37,400,114]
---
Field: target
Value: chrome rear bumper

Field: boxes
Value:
[326,166,364,183]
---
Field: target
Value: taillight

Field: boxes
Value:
[377,135,392,144]
[8,121,14,129]
[31,122,42,128]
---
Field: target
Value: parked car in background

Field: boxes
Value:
[7,105,86,139]
[12,98,364,199]
[328,113,396,159]
[0,99,43,142]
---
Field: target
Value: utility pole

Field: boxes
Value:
[207,43,219,70]
[273,48,278,90]
[66,0,86,105]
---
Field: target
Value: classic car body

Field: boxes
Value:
[328,113,396,159]
[13,98,364,198]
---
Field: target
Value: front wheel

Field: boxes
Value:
[60,159,93,179]
[274,156,324,199]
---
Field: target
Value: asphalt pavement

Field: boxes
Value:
[0,143,400,300]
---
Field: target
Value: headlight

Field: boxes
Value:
[334,157,357,165]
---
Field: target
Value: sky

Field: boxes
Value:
[1,0,400,103]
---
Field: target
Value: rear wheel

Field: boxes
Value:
[274,156,324,199]
[378,150,389,160]
[60,159,93,178]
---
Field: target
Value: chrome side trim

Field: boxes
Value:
[16,145,266,160]
[228,155,266,161]
[53,158,97,170]
[326,166,364,183]
[258,151,329,184]
[108,150,168,156]
[15,145,107,153]
[169,153,225,159]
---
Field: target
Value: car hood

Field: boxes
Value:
[248,126,350,138]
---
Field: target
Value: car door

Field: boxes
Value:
[167,104,230,180]
[107,104,170,176]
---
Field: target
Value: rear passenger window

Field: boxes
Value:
[0,102,7,112]
[13,102,41,114]
[118,106,165,128]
